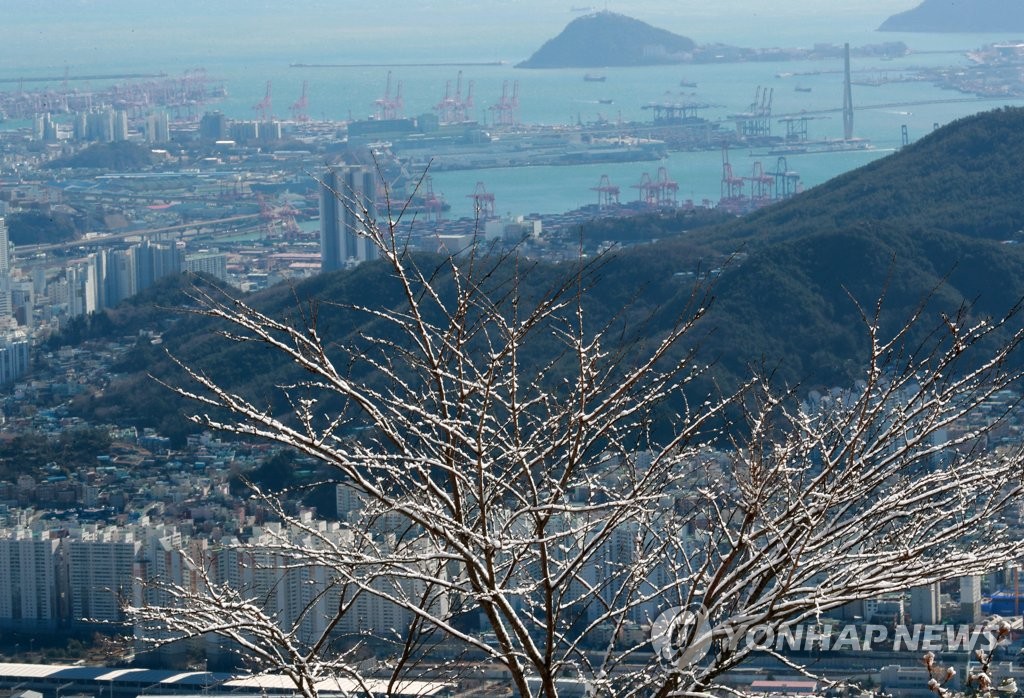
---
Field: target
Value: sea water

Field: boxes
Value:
[2,2,1022,219]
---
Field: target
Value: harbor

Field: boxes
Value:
[3,34,1024,221]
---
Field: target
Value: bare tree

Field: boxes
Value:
[129,180,1024,698]
[924,629,1020,698]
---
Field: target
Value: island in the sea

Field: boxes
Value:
[516,11,696,68]
[517,11,909,69]
[879,0,1024,32]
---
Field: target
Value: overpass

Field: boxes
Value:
[15,214,262,257]
[777,95,1021,119]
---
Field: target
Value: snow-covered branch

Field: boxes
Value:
[129,182,1024,698]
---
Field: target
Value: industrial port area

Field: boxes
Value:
[0,38,1020,337]
[0,64,814,306]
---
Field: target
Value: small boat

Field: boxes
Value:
[680,79,697,88]
[795,85,812,93]
[598,98,614,104]
[584,73,607,82]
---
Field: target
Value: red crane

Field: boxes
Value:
[591,174,620,208]
[436,71,474,124]
[374,71,404,120]
[632,169,678,208]
[458,72,474,121]
[253,80,273,122]
[258,193,302,238]
[467,182,495,219]
[490,80,520,127]
[655,167,679,207]
[719,147,746,212]
[435,79,454,123]
[290,81,310,122]
[632,172,659,207]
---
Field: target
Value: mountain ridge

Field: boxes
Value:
[879,0,1024,32]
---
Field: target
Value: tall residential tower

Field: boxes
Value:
[0,217,12,324]
[320,165,379,272]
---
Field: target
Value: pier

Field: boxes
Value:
[290,61,506,68]
[0,72,169,85]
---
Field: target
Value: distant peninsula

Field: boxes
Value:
[517,11,908,69]
[879,0,1024,32]
[516,11,696,68]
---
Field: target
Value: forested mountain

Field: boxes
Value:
[64,107,1024,440]
[516,11,695,68]
[44,141,156,170]
[713,107,1024,245]
[671,107,1024,385]
[879,0,1024,32]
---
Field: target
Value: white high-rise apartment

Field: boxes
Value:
[66,526,140,623]
[0,218,12,323]
[960,574,982,623]
[0,529,59,628]
[909,582,941,625]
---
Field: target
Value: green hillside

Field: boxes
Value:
[660,108,1024,386]
[713,108,1024,246]
[64,107,1024,439]
[45,141,156,170]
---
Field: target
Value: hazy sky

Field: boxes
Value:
[3,0,926,69]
